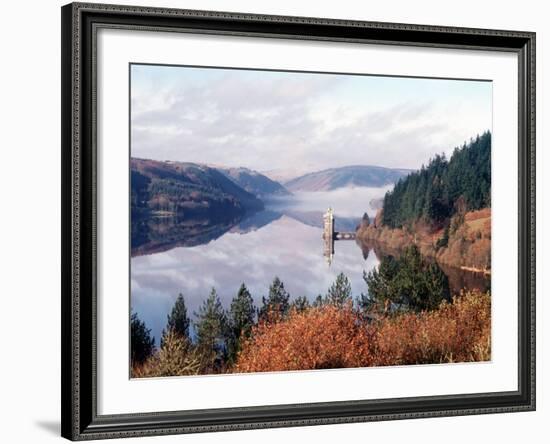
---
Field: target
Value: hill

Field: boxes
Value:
[382,132,491,229]
[218,167,290,198]
[284,165,410,192]
[131,158,264,218]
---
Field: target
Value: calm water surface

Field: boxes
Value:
[131,187,489,345]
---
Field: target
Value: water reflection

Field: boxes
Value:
[131,208,363,258]
[131,186,490,345]
[131,214,379,345]
[357,239,491,297]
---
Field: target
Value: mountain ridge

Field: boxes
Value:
[284,165,411,192]
[131,158,264,218]
[218,166,290,198]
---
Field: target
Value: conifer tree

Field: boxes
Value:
[130,312,155,365]
[326,272,352,307]
[312,294,325,307]
[228,283,256,363]
[258,276,290,321]
[194,288,229,371]
[291,295,310,312]
[364,245,450,312]
[161,293,190,348]
[381,132,491,228]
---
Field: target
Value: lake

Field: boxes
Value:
[131,187,490,345]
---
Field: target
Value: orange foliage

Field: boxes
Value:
[235,291,490,373]
[372,290,491,365]
[235,304,373,372]
[464,208,491,222]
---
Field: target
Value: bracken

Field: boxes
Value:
[235,290,490,373]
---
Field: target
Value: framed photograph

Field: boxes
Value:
[61,2,536,440]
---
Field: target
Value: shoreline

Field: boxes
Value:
[356,208,492,274]
[460,265,491,275]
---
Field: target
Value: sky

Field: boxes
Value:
[130,64,492,176]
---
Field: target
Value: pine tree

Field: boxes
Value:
[194,288,229,371]
[130,312,155,365]
[381,132,491,228]
[364,245,450,312]
[291,295,310,312]
[326,272,352,307]
[363,255,400,311]
[312,294,325,307]
[258,277,290,321]
[228,283,256,364]
[161,293,190,348]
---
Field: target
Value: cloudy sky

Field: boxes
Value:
[131,64,491,176]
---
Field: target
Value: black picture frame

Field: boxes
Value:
[61,2,536,440]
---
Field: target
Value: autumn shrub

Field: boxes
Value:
[234,304,373,373]
[234,290,490,373]
[371,290,490,365]
[132,329,201,378]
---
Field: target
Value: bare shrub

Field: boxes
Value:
[132,329,201,378]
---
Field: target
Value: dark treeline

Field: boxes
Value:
[131,245,451,374]
[382,132,491,228]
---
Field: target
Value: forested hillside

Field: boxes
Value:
[382,132,491,229]
[131,158,264,218]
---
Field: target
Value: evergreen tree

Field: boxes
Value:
[326,272,352,307]
[364,245,450,312]
[258,277,290,320]
[291,295,310,312]
[130,312,155,365]
[194,288,229,371]
[312,294,325,308]
[362,255,400,311]
[161,293,190,348]
[381,132,491,228]
[228,283,256,364]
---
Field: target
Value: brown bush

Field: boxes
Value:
[464,208,491,221]
[234,305,373,373]
[372,290,490,365]
[235,291,490,373]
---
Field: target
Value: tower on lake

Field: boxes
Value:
[322,207,357,266]
[323,208,335,265]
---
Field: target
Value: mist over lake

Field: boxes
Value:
[266,186,393,218]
